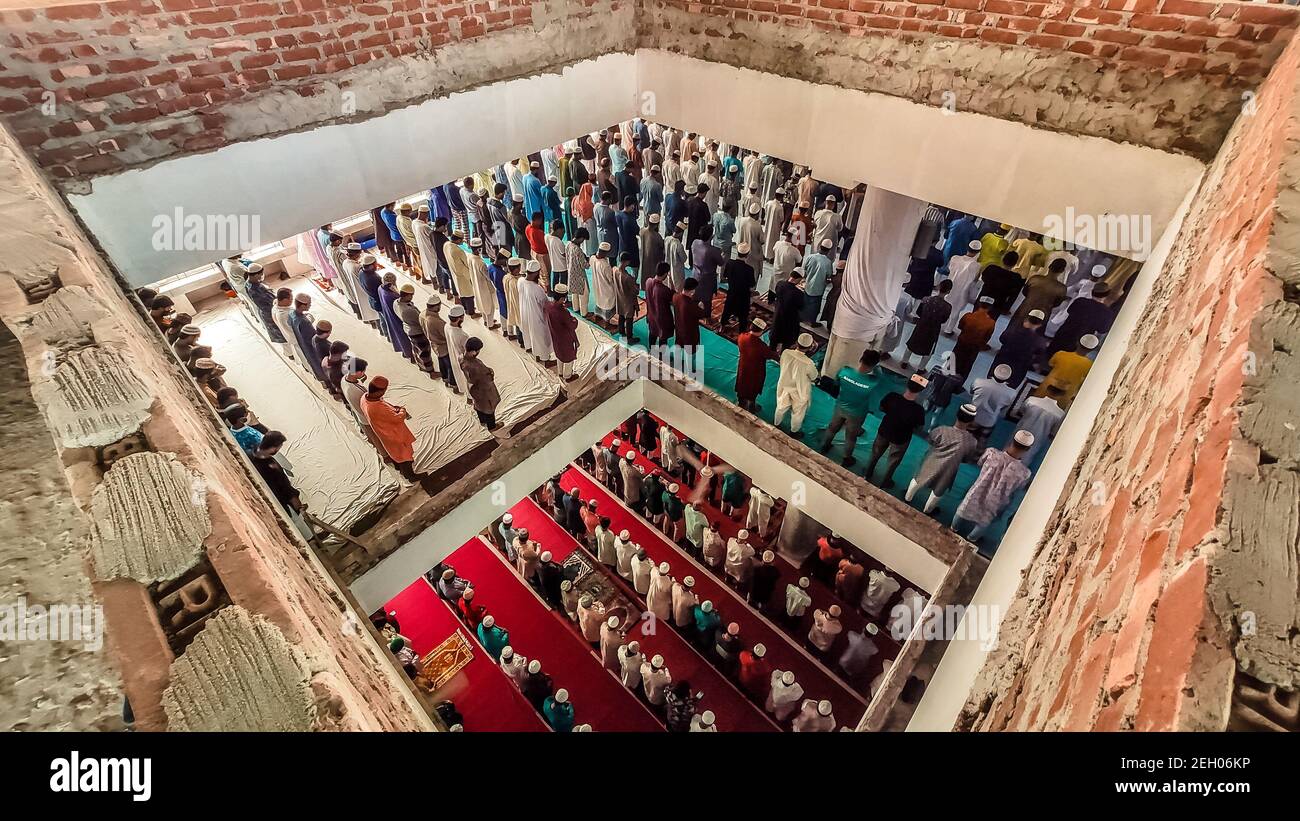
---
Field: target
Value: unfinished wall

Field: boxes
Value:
[957,26,1300,732]
[0,122,432,732]
[0,0,634,181]
[637,0,1299,160]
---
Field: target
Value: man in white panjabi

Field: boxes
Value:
[503,259,524,341]
[647,561,674,622]
[690,710,718,732]
[766,670,803,720]
[599,615,623,672]
[811,195,843,255]
[808,605,843,652]
[792,698,837,732]
[671,576,698,629]
[615,529,637,580]
[516,260,555,364]
[618,641,644,690]
[640,654,672,706]
[445,304,470,397]
[659,425,680,473]
[746,485,774,533]
[499,646,529,688]
[786,576,813,620]
[943,240,983,334]
[735,203,765,275]
[762,189,786,260]
[590,242,617,322]
[774,333,819,435]
[467,238,499,328]
[631,548,653,595]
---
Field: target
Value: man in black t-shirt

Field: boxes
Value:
[978,250,1025,316]
[865,375,928,489]
[251,431,305,514]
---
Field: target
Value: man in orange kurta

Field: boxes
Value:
[360,376,416,479]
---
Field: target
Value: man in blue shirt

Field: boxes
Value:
[941,213,981,273]
[819,349,885,467]
[801,238,834,325]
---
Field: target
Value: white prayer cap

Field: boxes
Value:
[726,622,739,636]
[463,588,475,600]
[449,305,466,317]
[346,241,363,251]
[675,221,688,231]
[470,237,482,247]
[442,568,456,579]
[700,711,715,726]
[828,604,841,617]
[540,550,552,562]
[626,450,636,460]
[575,723,592,732]
[560,579,571,591]
[512,193,524,202]
[508,257,522,267]
[417,204,430,213]
[530,160,540,168]
[775,187,786,195]
[598,241,611,252]
[684,576,695,588]
[826,194,837,202]
[1013,429,1036,447]
[651,654,665,668]
[751,318,768,331]
[817,700,833,716]
[978,295,995,304]
[685,184,698,194]
[501,645,514,659]
[993,363,1013,380]
[797,332,815,348]
[554,283,570,295]
[649,213,661,224]
[781,671,795,685]
[449,723,464,732]
[1091,264,1107,277]
[820,238,833,249]
[1080,333,1100,349]
[482,615,495,628]
[1028,308,1046,320]
[611,438,621,447]
[737,529,749,540]
[753,643,766,658]
[245,262,264,275]
[658,561,670,574]
[668,482,679,492]
[866,623,879,635]
[477,188,488,196]
[526,260,541,272]
[737,242,750,254]
[968,240,982,251]
[748,203,760,215]
[360,253,376,265]
[502,513,513,523]
[957,403,978,422]
[619,529,630,540]
[547,175,557,183]
[651,163,661,172]
[554,688,569,704]
[762,550,775,562]
[627,640,640,653]
[799,577,810,589]
[606,615,619,628]
[701,600,714,613]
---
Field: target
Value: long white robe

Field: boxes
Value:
[812,208,843,251]
[943,254,983,334]
[618,647,643,690]
[647,565,673,622]
[746,487,774,532]
[631,554,653,595]
[445,242,476,298]
[735,215,764,274]
[337,256,365,313]
[590,254,616,312]
[772,241,802,289]
[766,673,803,720]
[664,236,687,291]
[1015,396,1065,462]
[504,273,522,332]
[640,663,672,705]
[516,278,553,360]
[467,253,498,325]
[762,199,785,259]
[446,322,469,394]
[413,220,440,285]
[759,163,783,205]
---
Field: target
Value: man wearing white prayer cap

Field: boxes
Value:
[811,194,843,259]
[620,449,644,514]
[792,698,837,732]
[516,258,554,365]
[943,238,984,334]
[765,669,803,721]
[445,303,470,397]
[647,560,674,622]
[907,402,980,515]
[1036,331,1098,408]
[953,428,1036,541]
[640,654,672,706]
[618,640,644,690]
[970,362,1018,441]
[689,709,717,732]
[589,240,618,323]
[774,331,819,436]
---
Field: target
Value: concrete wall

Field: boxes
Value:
[935,26,1300,732]
[637,0,1299,160]
[0,122,432,732]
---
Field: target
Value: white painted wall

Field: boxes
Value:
[642,381,949,593]
[351,381,646,613]
[636,49,1203,258]
[70,53,639,286]
[905,175,1204,732]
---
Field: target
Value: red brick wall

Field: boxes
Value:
[0,0,614,178]
[960,25,1300,731]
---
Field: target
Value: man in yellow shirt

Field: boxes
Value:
[977,224,1010,269]
[1010,233,1048,278]
[1036,333,1099,407]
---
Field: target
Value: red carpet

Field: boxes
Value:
[385,578,546,732]
[442,535,663,732]
[601,429,904,692]
[510,498,780,732]
[560,465,871,728]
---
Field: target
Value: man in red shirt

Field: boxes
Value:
[735,317,775,413]
[525,211,549,276]
[672,276,707,357]
[738,643,772,702]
